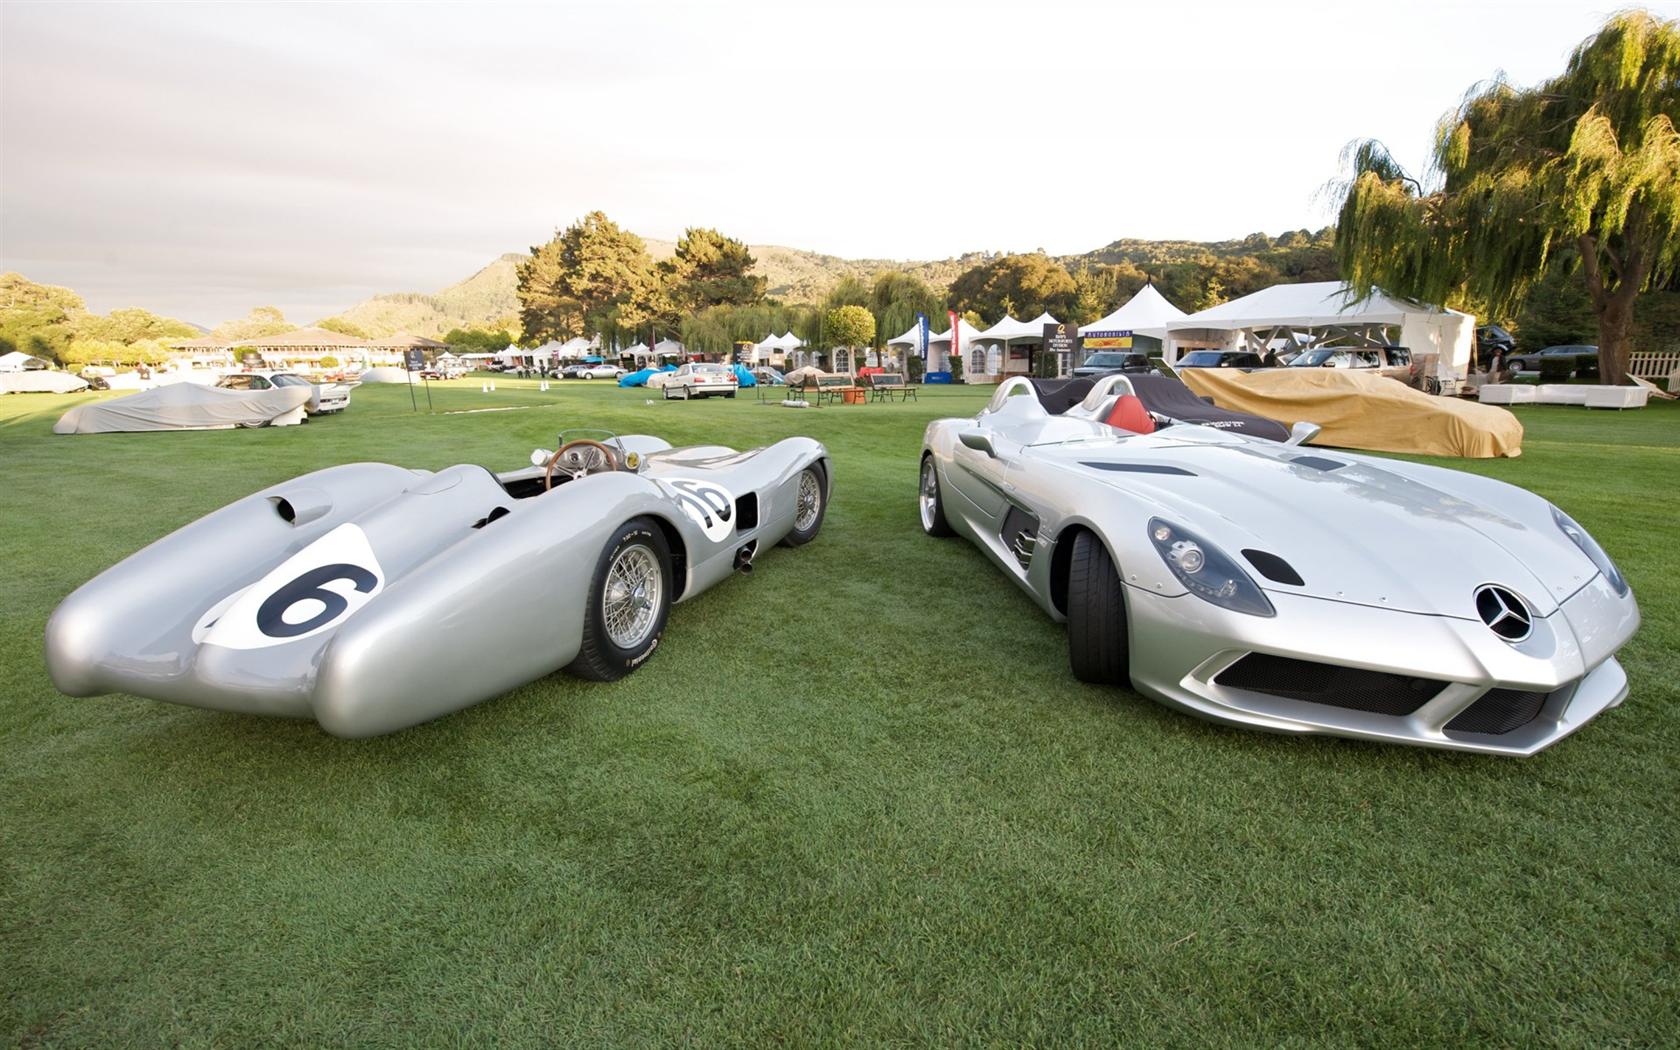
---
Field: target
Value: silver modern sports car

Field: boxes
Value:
[46,430,830,737]
[919,374,1639,755]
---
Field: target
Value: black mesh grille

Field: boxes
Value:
[1216,654,1444,716]
[1445,688,1551,735]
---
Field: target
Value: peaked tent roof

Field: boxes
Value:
[1168,281,1470,330]
[1079,283,1187,338]
[975,313,1058,343]
[775,331,805,350]
[886,323,922,348]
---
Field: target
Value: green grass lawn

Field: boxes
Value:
[3,378,1677,1046]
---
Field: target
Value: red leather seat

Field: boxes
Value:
[1104,394,1156,434]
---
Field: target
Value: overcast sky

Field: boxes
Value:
[3,0,1672,326]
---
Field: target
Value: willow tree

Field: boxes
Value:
[1333,10,1680,383]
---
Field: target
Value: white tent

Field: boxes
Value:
[775,331,804,351]
[886,324,921,349]
[555,336,594,360]
[1079,283,1187,341]
[638,337,685,359]
[970,312,1059,379]
[1164,281,1475,376]
[494,343,522,363]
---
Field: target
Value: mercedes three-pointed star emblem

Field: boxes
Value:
[1475,585,1533,642]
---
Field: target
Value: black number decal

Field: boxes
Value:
[256,563,378,638]
[669,480,732,529]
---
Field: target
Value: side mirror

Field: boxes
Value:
[530,448,551,467]
[958,430,997,458]
[1285,421,1322,447]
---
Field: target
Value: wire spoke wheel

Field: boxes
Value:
[795,469,822,532]
[601,543,661,650]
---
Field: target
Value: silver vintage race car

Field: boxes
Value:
[919,375,1639,756]
[46,430,830,737]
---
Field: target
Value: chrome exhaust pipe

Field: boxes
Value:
[734,543,756,575]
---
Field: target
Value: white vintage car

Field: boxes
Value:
[217,370,351,414]
[661,363,739,400]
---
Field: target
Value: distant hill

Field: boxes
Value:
[326,253,526,338]
[327,232,1337,338]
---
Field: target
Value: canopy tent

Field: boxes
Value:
[886,323,922,349]
[967,312,1060,380]
[1180,367,1521,458]
[1164,281,1475,377]
[494,343,522,363]
[528,339,567,361]
[1079,283,1187,346]
[0,351,51,372]
[556,336,595,360]
[775,331,804,351]
[631,337,686,360]
[53,382,311,433]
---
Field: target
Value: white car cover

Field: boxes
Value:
[53,383,311,434]
[0,371,89,394]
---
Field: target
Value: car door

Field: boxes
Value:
[944,423,1014,535]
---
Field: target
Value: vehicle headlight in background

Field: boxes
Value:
[1551,505,1628,596]
[1148,518,1275,617]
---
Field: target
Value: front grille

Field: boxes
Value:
[1445,688,1551,735]
[1216,654,1445,716]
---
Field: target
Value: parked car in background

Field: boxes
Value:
[1508,345,1597,376]
[1477,324,1516,356]
[1176,350,1265,370]
[576,363,626,380]
[420,363,467,380]
[1072,351,1156,378]
[1289,345,1412,382]
[661,362,738,399]
[216,370,351,414]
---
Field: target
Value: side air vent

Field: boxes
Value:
[1081,462,1195,476]
[1290,455,1347,472]
[1242,549,1304,586]
[1445,687,1552,735]
[1216,654,1444,716]
[998,506,1040,570]
[735,492,759,531]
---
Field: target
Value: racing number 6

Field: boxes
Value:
[255,563,379,638]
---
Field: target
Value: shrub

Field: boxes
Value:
[1539,355,1575,380]
[1573,354,1599,379]
[318,355,340,369]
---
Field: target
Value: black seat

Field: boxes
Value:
[1129,374,1291,441]
[1028,377,1096,416]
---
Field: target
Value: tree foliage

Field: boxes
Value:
[1332,10,1680,380]
[869,273,943,347]
[518,211,657,341]
[213,306,294,342]
[659,227,766,320]
[947,253,1078,321]
[824,304,875,349]
[315,316,370,339]
[443,326,515,352]
[0,272,85,360]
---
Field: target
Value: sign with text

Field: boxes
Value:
[1081,329,1134,351]
[404,348,426,371]
[1043,322,1080,358]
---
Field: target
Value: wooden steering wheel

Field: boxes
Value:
[543,438,619,490]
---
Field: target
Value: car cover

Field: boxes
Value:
[1130,373,1291,441]
[54,383,312,434]
[0,370,89,394]
[731,364,757,387]
[1178,367,1522,458]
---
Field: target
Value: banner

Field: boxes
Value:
[916,312,929,360]
[948,310,960,361]
[1082,329,1134,351]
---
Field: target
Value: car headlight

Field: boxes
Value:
[1551,505,1628,597]
[1148,518,1275,617]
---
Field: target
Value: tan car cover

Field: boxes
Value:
[54,383,312,434]
[1179,367,1523,458]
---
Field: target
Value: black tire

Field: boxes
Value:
[567,518,673,682]
[662,384,674,400]
[725,391,736,399]
[1066,530,1131,687]
[780,462,828,547]
[918,455,955,537]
